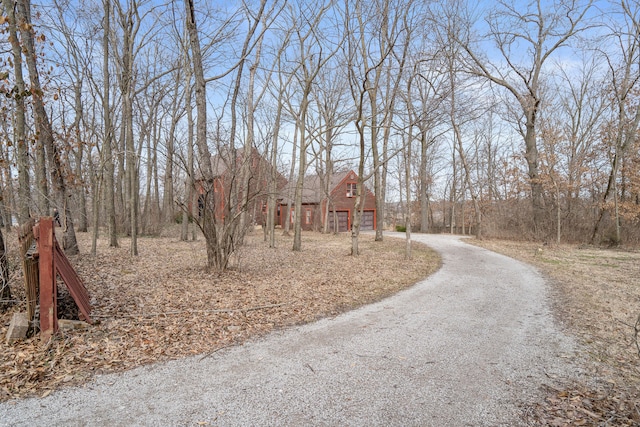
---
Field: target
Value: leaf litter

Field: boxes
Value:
[0,228,439,402]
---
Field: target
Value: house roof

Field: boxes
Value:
[210,146,245,177]
[199,146,287,189]
[281,170,364,204]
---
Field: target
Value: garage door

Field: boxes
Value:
[328,211,349,232]
[361,211,375,230]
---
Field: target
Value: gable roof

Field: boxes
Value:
[202,146,287,190]
[281,170,369,204]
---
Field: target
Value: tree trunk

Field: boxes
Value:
[524,115,544,235]
[184,0,224,269]
[103,0,118,248]
[292,114,306,252]
[0,228,10,308]
[164,81,181,225]
[283,128,297,236]
[268,87,285,248]
[71,82,88,232]
[90,148,102,255]
[0,228,11,309]
[18,0,79,253]
[2,0,31,224]
[404,127,413,260]
[181,58,194,242]
[419,130,429,232]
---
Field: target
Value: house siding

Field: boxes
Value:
[321,171,376,232]
[278,170,377,232]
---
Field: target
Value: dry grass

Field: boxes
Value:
[0,227,439,401]
[471,238,640,426]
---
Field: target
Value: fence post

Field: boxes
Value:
[37,217,57,339]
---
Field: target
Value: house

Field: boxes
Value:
[196,147,288,226]
[280,170,376,232]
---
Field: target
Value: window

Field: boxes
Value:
[346,183,357,197]
[305,209,312,225]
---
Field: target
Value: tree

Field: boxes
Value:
[184,0,217,267]
[180,37,195,242]
[113,0,141,255]
[591,0,640,244]
[265,24,294,247]
[47,0,94,234]
[1,0,30,224]
[347,0,416,243]
[285,0,335,252]
[344,0,410,253]
[312,69,351,234]
[0,227,9,308]
[405,53,448,233]
[344,0,381,255]
[17,0,80,253]
[442,14,483,238]
[455,0,593,237]
[184,0,269,270]
[88,0,119,252]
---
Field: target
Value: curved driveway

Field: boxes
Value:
[1,234,581,426]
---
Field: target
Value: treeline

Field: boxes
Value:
[0,0,638,269]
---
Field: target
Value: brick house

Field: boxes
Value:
[280,170,376,232]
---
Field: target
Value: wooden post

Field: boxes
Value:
[36,217,57,339]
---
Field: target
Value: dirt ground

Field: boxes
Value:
[0,227,439,402]
[472,239,640,426]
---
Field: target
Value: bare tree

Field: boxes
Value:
[1,0,30,224]
[312,69,351,234]
[265,25,294,247]
[47,0,94,234]
[348,0,416,242]
[406,52,448,233]
[180,49,195,242]
[183,0,270,269]
[184,0,218,267]
[113,0,140,255]
[344,0,380,255]
[443,31,483,238]
[591,0,640,244]
[285,1,335,252]
[454,0,593,236]
[102,0,119,249]
[162,67,184,226]
[344,0,407,254]
[17,0,80,253]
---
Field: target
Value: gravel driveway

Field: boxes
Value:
[1,234,583,426]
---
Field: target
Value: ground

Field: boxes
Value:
[0,227,439,401]
[472,239,640,426]
[1,228,639,425]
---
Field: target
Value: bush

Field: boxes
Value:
[395,225,406,232]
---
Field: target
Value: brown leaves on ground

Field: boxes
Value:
[0,228,439,402]
[473,239,640,426]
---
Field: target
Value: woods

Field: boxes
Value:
[0,0,639,271]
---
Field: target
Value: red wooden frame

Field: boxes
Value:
[33,217,92,339]
[34,218,56,339]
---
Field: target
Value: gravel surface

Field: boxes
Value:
[0,234,584,426]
